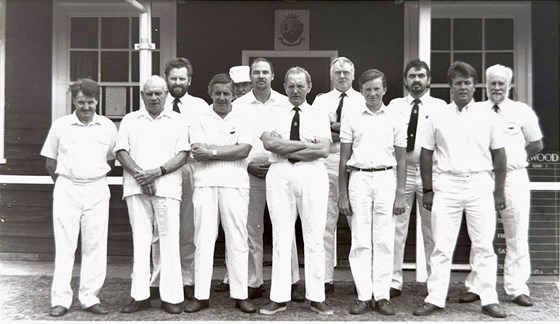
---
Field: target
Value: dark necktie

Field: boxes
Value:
[172,98,181,113]
[335,92,347,122]
[289,107,300,163]
[492,104,499,113]
[406,98,421,153]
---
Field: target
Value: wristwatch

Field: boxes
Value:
[160,166,167,176]
[422,188,433,194]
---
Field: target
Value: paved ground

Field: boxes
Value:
[0,261,558,322]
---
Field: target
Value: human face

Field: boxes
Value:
[284,72,311,107]
[141,79,168,117]
[360,77,386,111]
[405,67,430,98]
[450,76,475,109]
[233,81,252,98]
[331,61,354,92]
[251,61,274,91]
[166,67,190,98]
[486,74,509,104]
[73,92,97,124]
[211,83,234,118]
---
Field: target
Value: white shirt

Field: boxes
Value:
[340,104,406,169]
[114,109,191,200]
[233,90,289,164]
[482,99,543,171]
[389,93,447,165]
[190,108,253,189]
[264,102,332,164]
[312,88,365,153]
[41,113,117,181]
[422,100,504,175]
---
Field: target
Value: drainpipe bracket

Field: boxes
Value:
[134,43,156,50]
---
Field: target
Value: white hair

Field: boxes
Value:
[485,64,513,86]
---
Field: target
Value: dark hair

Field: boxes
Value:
[447,61,477,86]
[207,73,234,96]
[164,57,193,79]
[404,59,431,79]
[250,57,274,75]
[358,69,386,90]
[70,78,100,99]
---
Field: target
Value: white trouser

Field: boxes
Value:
[51,176,110,309]
[193,186,250,300]
[267,161,328,303]
[323,152,339,284]
[426,172,498,308]
[348,170,396,301]
[465,168,531,297]
[223,174,300,287]
[151,163,196,286]
[392,164,434,289]
[126,194,183,304]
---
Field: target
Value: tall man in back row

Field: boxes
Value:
[388,59,447,297]
[312,57,364,293]
[460,64,543,307]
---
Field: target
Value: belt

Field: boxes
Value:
[349,166,393,172]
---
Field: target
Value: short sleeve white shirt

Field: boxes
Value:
[40,113,117,181]
[340,104,406,169]
[114,109,191,200]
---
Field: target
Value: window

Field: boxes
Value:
[0,0,5,164]
[52,0,176,123]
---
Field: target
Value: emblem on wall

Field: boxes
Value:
[275,10,309,50]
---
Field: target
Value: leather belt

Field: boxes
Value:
[349,166,393,172]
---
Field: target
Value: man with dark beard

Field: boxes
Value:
[149,58,209,301]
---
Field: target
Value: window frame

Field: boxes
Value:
[0,0,6,164]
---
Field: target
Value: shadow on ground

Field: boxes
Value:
[0,275,558,321]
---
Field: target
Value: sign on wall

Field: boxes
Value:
[274,10,309,50]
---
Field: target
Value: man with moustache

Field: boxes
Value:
[150,58,209,302]
[41,78,117,317]
[388,59,447,298]
[311,57,365,294]
[214,58,302,302]
[259,67,333,316]
[338,69,407,316]
[184,73,255,314]
[229,65,253,99]
[459,64,543,307]
[413,61,507,318]
[116,76,189,314]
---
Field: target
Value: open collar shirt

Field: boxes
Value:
[421,100,505,175]
[40,112,117,181]
[340,104,406,169]
[114,108,191,200]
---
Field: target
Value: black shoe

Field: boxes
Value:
[248,285,265,300]
[325,282,335,294]
[183,285,195,301]
[120,298,151,313]
[49,305,68,317]
[482,303,507,318]
[375,299,395,316]
[513,294,533,307]
[213,282,230,292]
[149,286,160,300]
[259,300,287,315]
[84,303,108,315]
[389,288,402,298]
[413,302,443,316]
[291,284,305,302]
[458,292,480,303]
[349,300,370,315]
[309,301,334,315]
[184,298,209,313]
[161,301,182,314]
[235,299,256,313]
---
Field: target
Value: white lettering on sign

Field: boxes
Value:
[529,153,559,162]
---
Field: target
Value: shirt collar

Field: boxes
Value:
[361,104,387,115]
[453,99,476,113]
[406,92,430,105]
[70,112,101,126]
[138,107,172,120]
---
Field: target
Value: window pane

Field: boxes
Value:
[431,52,451,84]
[430,88,450,103]
[71,18,98,48]
[432,19,450,50]
[103,86,128,117]
[132,51,160,82]
[485,52,514,72]
[485,19,513,50]
[132,17,161,48]
[453,19,482,50]
[474,86,485,102]
[454,53,482,83]
[132,86,140,111]
[70,51,98,81]
[101,17,129,49]
[152,51,160,76]
[101,52,128,82]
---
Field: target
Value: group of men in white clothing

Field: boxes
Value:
[42,55,542,319]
